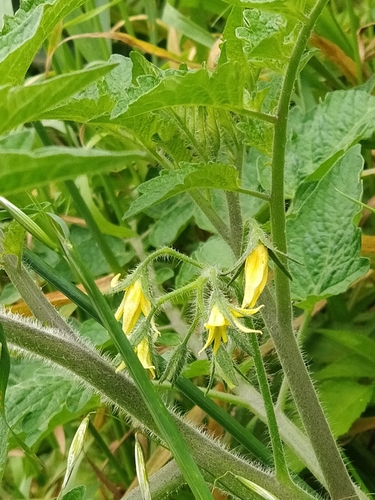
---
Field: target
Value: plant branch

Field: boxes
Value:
[225,191,243,257]
[269,1,361,498]
[1,311,318,500]
[189,190,235,254]
[248,333,290,484]
[0,230,75,339]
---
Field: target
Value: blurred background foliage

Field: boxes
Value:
[1,0,375,498]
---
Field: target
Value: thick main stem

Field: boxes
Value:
[269,1,360,499]
[1,312,316,500]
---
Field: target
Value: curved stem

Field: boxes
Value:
[1,312,317,500]
[269,1,360,498]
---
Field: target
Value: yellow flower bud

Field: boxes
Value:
[242,243,268,308]
[113,279,157,378]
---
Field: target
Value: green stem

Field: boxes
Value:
[225,191,243,257]
[345,0,362,84]
[269,1,360,498]
[65,179,123,276]
[140,247,204,270]
[62,243,214,500]
[146,276,208,324]
[1,312,317,500]
[99,174,126,226]
[236,187,270,201]
[189,190,235,254]
[248,334,290,484]
[276,308,312,411]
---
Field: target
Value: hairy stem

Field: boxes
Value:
[248,334,290,483]
[268,1,360,498]
[225,191,243,257]
[1,312,317,500]
[0,230,75,339]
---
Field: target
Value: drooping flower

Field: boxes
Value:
[200,304,262,355]
[242,243,268,309]
[200,305,230,355]
[113,277,157,378]
[115,279,151,335]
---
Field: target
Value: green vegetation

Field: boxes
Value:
[1,1,375,499]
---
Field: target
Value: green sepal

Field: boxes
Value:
[215,345,238,389]
[159,342,190,385]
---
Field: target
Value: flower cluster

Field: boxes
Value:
[202,243,268,354]
[112,277,157,378]
[112,243,269,377]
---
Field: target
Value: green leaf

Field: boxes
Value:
[317,379,373,438]
[70,226,135,277]
[2,220,25,263]
[0,63,117,135]
[112,62,270,120]
[236,8,295,73]
[6,360,97,447]
[287,146,369,308]
[41,54,134,123]
[182,360,211,379]
[149,197,195,247]
[62,486,86,500]
[237,118,274,156]
[78,319,110,347]
[162,4,215,48]
[125,164,241,219]
[314,356,375,380]
[260,90,375,197]
[316,329,375,367]
[0,0,91,85]
[0,129,35,150]
[0,283,21,306]
[0,147,145,196]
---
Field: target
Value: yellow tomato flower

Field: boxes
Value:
[113,278,157,378]
[115,279,151,335]
[200,305,230,355]
[242,243,268,308]
[135,338,156,379]
[200,304,262,355]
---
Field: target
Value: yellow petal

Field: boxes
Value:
[231,316,262,334]
[120,280,144,334]
[231,305,264,317]
[111,273,121,288]
[242,244,268,308]
[116,361,126,373]
[135,338,156,379]
[205,305,230,327]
